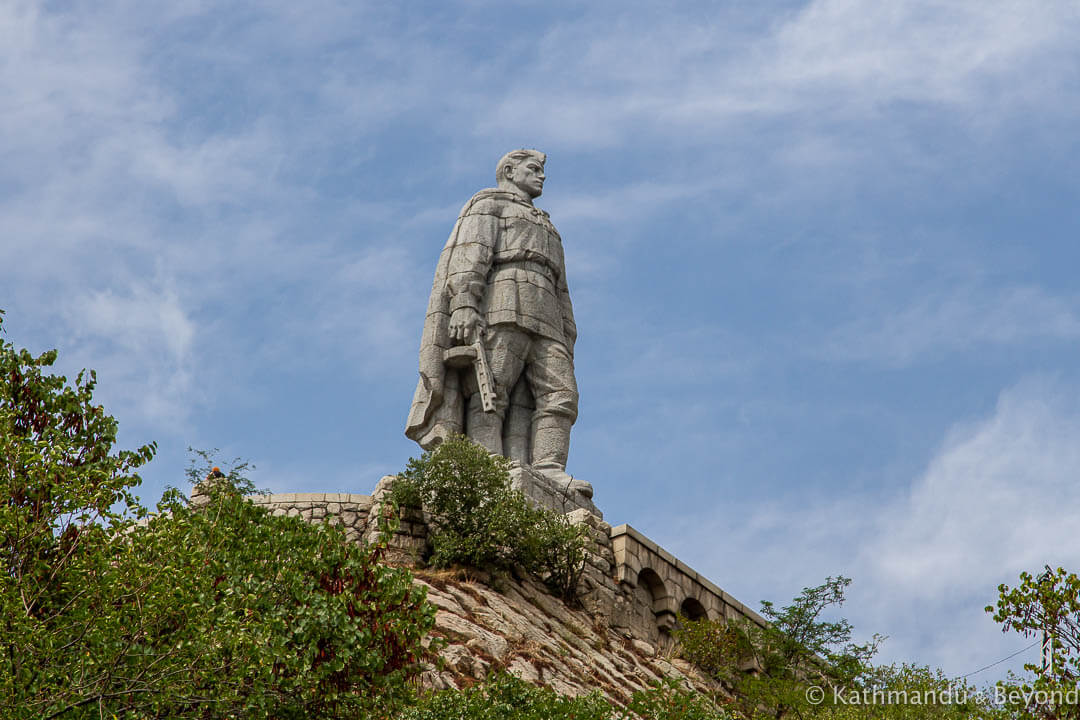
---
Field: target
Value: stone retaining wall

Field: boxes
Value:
[248,492,374,543]
[611,524,765,640]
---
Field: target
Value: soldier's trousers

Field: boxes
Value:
[464,324,578,467]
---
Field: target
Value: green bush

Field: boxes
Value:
[402,672,613,720]
[674,577,882,720]
[625,677,734,720]
[674,613,747,685]
[403,673,732,720]
[147,467,436,719]
[0,310,435,719]
[391,435,586,600]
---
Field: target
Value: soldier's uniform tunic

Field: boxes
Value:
[442,190,578,465]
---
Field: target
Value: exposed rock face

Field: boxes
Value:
[415,570,720,705]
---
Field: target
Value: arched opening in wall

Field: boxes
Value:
[636,567,676,635]
[680,597,707,622]
[637,568,668,609]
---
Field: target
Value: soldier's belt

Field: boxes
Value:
[490,259,557,285]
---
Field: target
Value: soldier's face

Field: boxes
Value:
[508,158,545,198]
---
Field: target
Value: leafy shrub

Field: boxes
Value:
[391,435,586,599]
[674,577,881,720]
[138,473,436,719]
[0,312,155,718]
[517,505,588,602]
[0,310,435,719]
[674,614,747,685]
[403,673,732,720]
[402,672,612,720]
[625,677,734,720]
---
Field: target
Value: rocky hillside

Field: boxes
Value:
[415,569,723,707]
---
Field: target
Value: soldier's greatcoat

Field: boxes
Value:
[405,188,577,449]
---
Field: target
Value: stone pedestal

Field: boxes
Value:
[508,463,601,519]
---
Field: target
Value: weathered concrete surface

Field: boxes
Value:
[611,523,766,635]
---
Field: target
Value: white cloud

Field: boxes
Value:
[859,376,1080,672]
[61,284,199,428]
[676,376,1080,677]
[824,285,1080,365]
[869,377,1080,592]
[551,180,703,225]
[762,1,1075,107]
[479,0,1080,147]
[78,286,195,361]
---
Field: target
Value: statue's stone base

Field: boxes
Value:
[508,463,601,519]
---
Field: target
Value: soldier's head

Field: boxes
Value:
[496,149,546,199]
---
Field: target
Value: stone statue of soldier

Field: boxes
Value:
[406,149,592,499]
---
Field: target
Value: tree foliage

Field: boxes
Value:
[674,576,1010,720]
[676,577,882,720]
[402,672,732,720]
[134,470,434,719]
[814,664,999,720]
[0,311,156,717]
[622,677,735,720]
[391,435,586,599]
[988,566,1080,719]
[0,313,435,718]
[402,671,614,720]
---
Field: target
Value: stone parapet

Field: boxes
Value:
[248,491,374,543]
[610,523,765,637]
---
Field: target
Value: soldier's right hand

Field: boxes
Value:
[449,307,485,345]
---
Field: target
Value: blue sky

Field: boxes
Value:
[4,0,1080,682]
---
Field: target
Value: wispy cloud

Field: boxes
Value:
[761,1,1076,110]
[673,376,1080,677]
[480,1,1080,146]
[59,283,198,428]
[551,180,704,225]
[823,285,1080,366]
[870,376,1080,592]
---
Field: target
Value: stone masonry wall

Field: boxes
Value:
[247,492,373,543]
[238,481,432,564]
[611,524,766,639]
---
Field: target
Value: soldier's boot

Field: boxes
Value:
[531,414,593,499]
[466,397,504,457]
